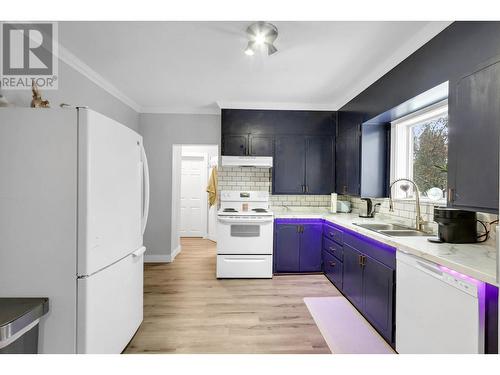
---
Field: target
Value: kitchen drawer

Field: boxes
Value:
[324,223,343,244]
[323,236,343,261]
[343,231,396,269]
[323,250,343,290]
[217,255,272,278]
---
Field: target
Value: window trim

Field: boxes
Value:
[390,100,448,201]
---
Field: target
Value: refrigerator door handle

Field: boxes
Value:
[132,246,146,257]
[140,143,150,235]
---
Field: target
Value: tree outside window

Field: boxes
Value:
[411,116,448,196]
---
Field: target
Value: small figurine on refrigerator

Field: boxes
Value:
[0,94,10,107]
[30,80,50,108]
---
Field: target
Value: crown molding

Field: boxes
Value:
[58,43,142,113]
[216,100,337,111]
[140,106,221,115]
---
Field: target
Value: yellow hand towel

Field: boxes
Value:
[206,166,218,207]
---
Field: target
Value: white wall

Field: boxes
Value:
[139,113,221,262]
[170,145,183,261]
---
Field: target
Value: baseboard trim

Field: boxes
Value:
[144,245,182,263]
[171,245,182,261]
[144,254,171,263]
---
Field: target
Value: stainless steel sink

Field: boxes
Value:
[353,222,432,237]
[353,223,409,231]
[378,230,432,237]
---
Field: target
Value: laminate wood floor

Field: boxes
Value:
[124,238,340,354]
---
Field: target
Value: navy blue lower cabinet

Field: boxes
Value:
[274,220,323,273]
[274,223,300,272]
[342,244,364,310]
[362,255,395,343]
[323,250,343,289]
[299,223,323,272]
[322,222,396,346]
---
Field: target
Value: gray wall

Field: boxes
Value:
[1,60,139,131]
[139,113,221,259]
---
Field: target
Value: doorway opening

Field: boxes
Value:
[171,144,218,260]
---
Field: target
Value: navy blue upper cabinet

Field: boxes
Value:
[305,136,335,194]
[336,112,361,196]
[222,134,273,156]
[273,136,306,194]
[448,57,500,213]
[273,135,335,195]
[336,112,389,198]
[221,109,336,194]
[299,223,323,272]
[249,135,274,156]
[274,224,300,272]
[222,134,247,156]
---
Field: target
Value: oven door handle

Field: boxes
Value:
[217,217,274,224]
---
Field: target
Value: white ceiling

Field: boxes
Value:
[59,21,451,114]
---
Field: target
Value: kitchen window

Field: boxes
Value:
[390,101,448,202]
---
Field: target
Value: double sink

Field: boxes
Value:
[353,222,431,237]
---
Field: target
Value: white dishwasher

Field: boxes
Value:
[396,251,485,354]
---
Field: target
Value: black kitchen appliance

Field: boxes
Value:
[431,207,477,243]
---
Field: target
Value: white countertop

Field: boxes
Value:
[273,208,498,286]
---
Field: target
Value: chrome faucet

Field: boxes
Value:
[388,178,424,231]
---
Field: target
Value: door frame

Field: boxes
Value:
[179,152,208,238]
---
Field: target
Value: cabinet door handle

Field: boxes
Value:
[330,261,336,267]
[329,247,335,252]
[448,187,455,203]
[358,254,363,266]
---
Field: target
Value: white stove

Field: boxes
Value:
[216,191,274,278]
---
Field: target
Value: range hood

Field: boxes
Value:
[221,156,273,168]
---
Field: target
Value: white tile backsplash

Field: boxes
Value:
[218,166,331,207]
[347,195,498,239]
[218,166,497,241]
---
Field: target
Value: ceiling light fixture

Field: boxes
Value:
[244,41,256,56]
[244,21,278,56]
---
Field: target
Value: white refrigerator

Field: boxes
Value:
[0,108,150,353]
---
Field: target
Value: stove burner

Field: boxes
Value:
[252,208,268,213]
[223,208,238,212]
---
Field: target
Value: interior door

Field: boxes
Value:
[179,154,208,237]
[78,109,142,276]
